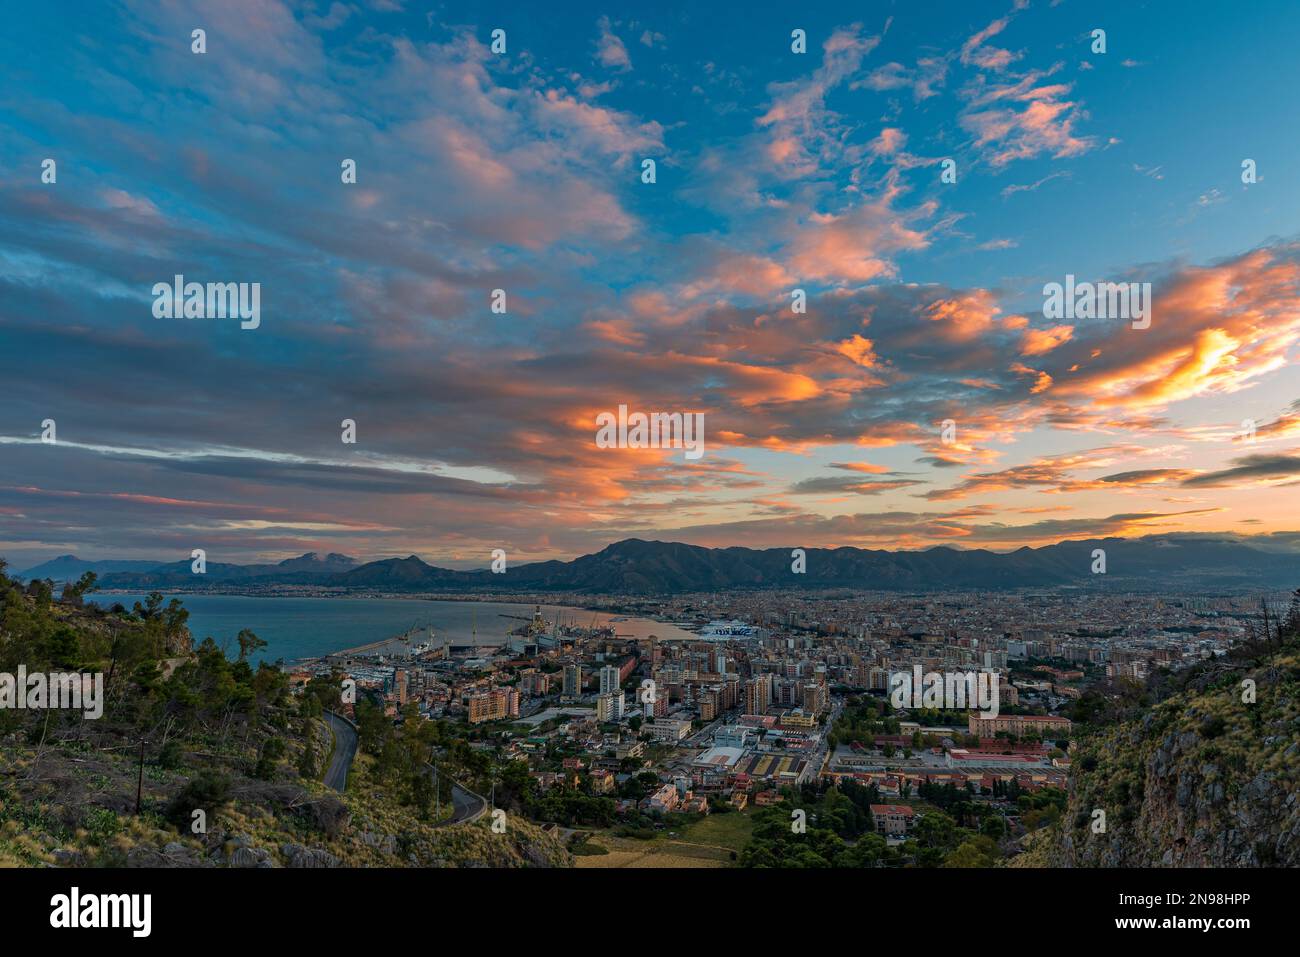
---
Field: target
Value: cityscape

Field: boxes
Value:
[276,582,1289,867]
[0,0,1295,938]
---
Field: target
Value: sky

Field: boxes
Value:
[0,0,1298,569]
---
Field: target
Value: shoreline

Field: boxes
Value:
[87,592,703,665]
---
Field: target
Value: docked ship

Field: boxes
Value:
[697,619,760,640]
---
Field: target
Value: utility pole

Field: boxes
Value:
[134,737,146,815]
[430,745,440,818]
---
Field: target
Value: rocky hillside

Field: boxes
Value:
[0,563,570,869]
[0,740,570,868]
[1032,632,1299,867]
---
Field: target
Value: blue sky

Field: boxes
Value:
[1,0,1297,568]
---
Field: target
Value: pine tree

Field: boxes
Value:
[298,720,319,779]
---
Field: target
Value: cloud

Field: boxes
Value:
[1001,170,1070,198]
[923,446,1181,501]
[788,475,925,496]
[0,2,1294,565]
[1020,325,1073,356]
[595,16,632,71]
[961,69,1095,166]
[856,56,949,99]
[757,25,883,177]
[1180,452,1300,488]
[959,6,1024,71]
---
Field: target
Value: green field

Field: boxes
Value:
[574,809,754,868]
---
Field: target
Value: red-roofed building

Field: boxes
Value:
[870,804,916,837]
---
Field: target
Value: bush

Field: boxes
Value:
[155,739,186,770]
[1198,715,1226,739]
[166,771,231,828]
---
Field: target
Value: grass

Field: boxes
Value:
[678,810,753,850]
[573,809,753,868]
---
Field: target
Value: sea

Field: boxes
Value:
[86,593,694,667]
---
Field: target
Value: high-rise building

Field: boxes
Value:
[599,664,620,695]
[745,675,771,715]
[596,690,625,722]
[467,687,516,724]
[563,663,583,698]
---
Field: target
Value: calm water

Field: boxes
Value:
[87,594,693,666]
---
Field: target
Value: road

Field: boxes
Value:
[686,715,724,747]
[428,765,489,827]
[322,710,358,792]
[804,698,844,782]
[320,711,486,827]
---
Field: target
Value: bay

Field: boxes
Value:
[86,593,693,666]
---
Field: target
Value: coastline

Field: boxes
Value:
[85,591,699,667]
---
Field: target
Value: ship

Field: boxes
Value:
[697,619,760,640]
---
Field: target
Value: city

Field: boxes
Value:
[1,0,1294,940]
[282,586,1286,867]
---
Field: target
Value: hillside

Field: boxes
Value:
[1021,617,1300,867]
[0,562,568,869]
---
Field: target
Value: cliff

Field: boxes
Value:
[1036,636,1299,867]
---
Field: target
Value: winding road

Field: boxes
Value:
[433,774,489,827]
[319,710,487,826]
[322,709,358,791]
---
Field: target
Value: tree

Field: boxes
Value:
[980,815,1008,840]
[942,836,1000,867]
[236,628,267,663]
[254,736,286,779]
[60,571,98,606]
[298,721,319,779]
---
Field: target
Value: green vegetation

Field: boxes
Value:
[0,561,571,868]
[1028,590,1300,867]
[739,780,891,868]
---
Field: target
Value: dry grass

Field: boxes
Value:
[572,816,748,868]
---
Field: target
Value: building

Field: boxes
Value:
[713,725,752,749]
[520,669,551,697]
[699,689,720,722]
[467,687,519,724]
[870,804,916,837]
[778,709,817,731]
[644,717,692,742]
[968,713,1072,738]
[563,664,583,698]
[596,690,625,722]
[615,740,645,761]
[645,782,679,814]
[599,664,621,695]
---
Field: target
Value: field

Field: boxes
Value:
[573,811,753,868]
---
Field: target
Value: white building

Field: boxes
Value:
[599,664,621,695]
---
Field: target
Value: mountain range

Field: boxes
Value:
[16,552,357,585]
[16,536,1299,594]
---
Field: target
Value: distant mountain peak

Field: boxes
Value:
[276,551,357,567]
